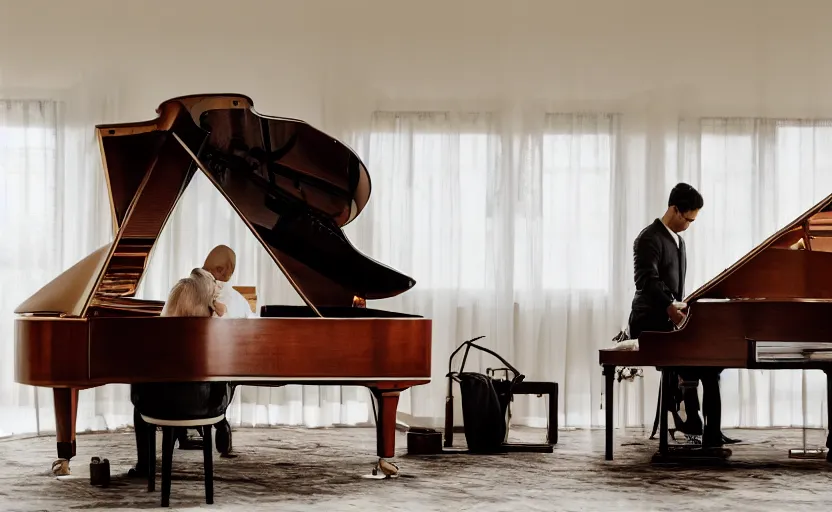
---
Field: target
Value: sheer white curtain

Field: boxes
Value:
[0,100,63,436]
[336,111,621,428]
[3,98,832,438]
[0,96,117,437]
[342,110,832,431]
[342,111,506,425]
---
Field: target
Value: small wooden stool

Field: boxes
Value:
[143,414,225,507]
[511,380,559,445]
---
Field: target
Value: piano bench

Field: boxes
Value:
[141,414,224,507]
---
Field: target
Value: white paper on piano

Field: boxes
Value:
[671,301,688,329]
[609,339,639,351]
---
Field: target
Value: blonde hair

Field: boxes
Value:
[161,268,218,317]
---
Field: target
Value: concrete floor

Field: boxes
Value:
[0,426,830,511]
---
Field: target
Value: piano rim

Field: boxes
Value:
[13,315,429,321]
[13,315,433,387]
[14,378,433,388]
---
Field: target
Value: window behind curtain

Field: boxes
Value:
[365,112,495,291]
[537,113,617,291]
[775,120,832,223]
[365,111,618,293]
[698,118,757,265]
[698,117,832,238]
[0,100,61,301]
[686,117,832,294]
[0,101,60,273]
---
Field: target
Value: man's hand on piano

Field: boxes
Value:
[667,303,687,327]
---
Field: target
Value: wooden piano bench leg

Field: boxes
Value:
[53,388,79,474]
[370,388,400,459]
[603,365,615,460]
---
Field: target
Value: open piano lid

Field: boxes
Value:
[15,94,415,317]
[685,190,832,302]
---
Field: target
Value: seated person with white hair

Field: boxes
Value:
[129,268,231,477]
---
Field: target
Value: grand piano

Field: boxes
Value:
[13,93,432,472]
[600,192,832,461]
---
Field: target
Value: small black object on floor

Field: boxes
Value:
[89,456,111,487]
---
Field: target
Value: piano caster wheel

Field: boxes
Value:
[52,458,71,476]
[377,458,399,479]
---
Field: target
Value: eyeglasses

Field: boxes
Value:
[675,207,696,223]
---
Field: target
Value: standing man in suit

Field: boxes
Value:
[628,183,737,450]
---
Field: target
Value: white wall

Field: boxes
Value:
[3,0,832,122]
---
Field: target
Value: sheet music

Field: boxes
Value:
[755,341,832,362]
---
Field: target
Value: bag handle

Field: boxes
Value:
[446,336,524,384]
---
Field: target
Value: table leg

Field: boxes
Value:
[604,365,614,460]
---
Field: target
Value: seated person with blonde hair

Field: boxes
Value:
[161,267,226,317]
[129,268,231,477]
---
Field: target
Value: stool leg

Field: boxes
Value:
[549,383,558,445]
[147,424,156,492]
[161,426,175,507]
[604,366,614,460]
[203,424,214,505]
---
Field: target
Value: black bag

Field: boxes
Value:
[448,336,524,453]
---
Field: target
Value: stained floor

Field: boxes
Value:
[0,426,831,511]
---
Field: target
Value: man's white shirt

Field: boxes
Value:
[664,223,680,248]
[217,282,256,318]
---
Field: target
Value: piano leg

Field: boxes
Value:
[603,365,614,460]
[53,388,79,472]
[370,388,400,458]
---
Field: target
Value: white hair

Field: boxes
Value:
[161,268,218,317]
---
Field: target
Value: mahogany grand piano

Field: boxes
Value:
[13,94,432,472]
[600,193,832,461]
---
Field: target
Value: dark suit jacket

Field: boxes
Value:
[628,218,686,337]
